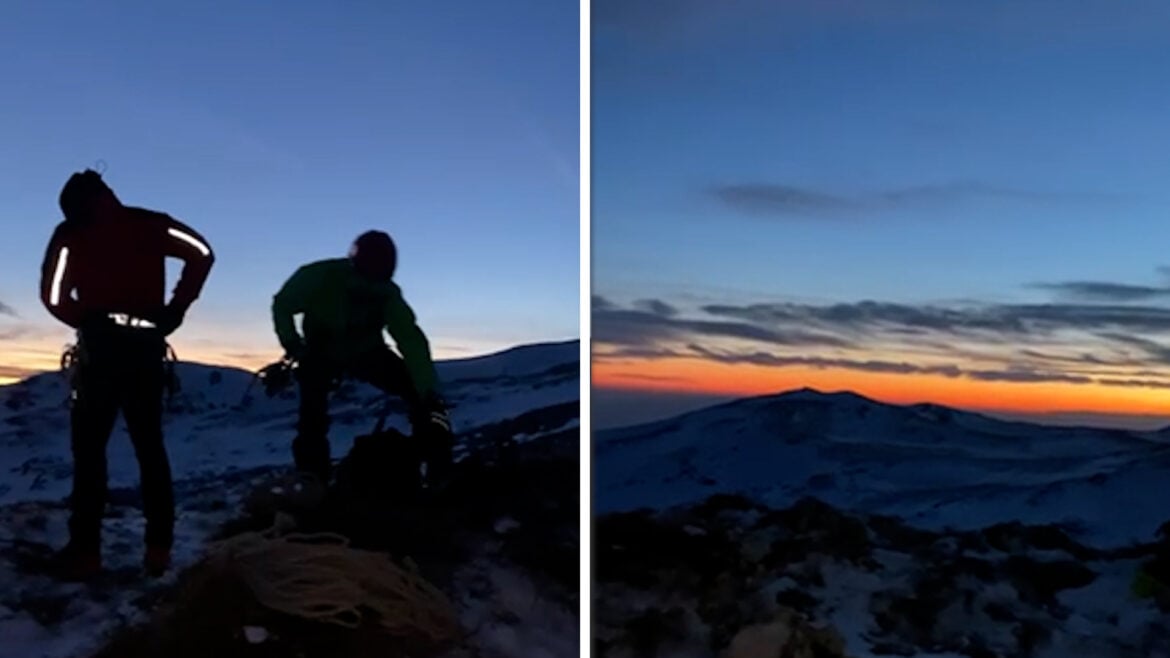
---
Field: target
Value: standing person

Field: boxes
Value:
[270,230,454,486]
[38,169,215,579]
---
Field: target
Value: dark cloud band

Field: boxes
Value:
[594,288,1170,390]
[709,181,1112,220]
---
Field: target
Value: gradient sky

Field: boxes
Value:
[0,1,578,384]
[593,0,1170,429]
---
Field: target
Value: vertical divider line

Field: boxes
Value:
[578,0,592,654]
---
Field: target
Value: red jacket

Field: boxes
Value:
[39,205,215,328]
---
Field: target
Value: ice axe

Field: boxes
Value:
[237,357,298,407]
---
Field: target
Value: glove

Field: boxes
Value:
[155,304,187,336]
[281,339,306,364]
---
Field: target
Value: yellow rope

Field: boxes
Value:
[205,523,462,646]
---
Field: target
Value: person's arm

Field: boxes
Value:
[383,283,439,398]
[39,224,83,328]
[160,214,215,312]
[271,265,316,358]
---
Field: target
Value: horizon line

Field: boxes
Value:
[593,383,1170,432]
[0,336,581,387]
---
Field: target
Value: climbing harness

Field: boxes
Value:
[60,341,82,407]
[60,335,181,407]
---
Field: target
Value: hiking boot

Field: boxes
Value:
[53,543,101,581]
[144,545,171,577]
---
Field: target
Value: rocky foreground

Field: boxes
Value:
[594,495,1170,658]
[67,423,578,658]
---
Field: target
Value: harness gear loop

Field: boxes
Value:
[60,341,82,407]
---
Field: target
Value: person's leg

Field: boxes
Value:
[67,334,120,559]
[121,334,174,560]
[293,353,335,481]
[348,346,418,406]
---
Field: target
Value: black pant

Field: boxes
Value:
[293,346,426,481]
[69,326,173,552]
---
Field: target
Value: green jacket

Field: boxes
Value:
[272,258,438,397]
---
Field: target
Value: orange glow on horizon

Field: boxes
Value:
[593,356,1170,417]
[0,344,278,387]
[1,332,533,387]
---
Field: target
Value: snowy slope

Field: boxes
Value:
[0,339,578,508]
[594,388,1170,658]
[437,340,579,381]
[0,339,579,658]
[595,388,1170,548]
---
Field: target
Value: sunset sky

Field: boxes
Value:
[0,1,578,385]
[592,0,1170,429]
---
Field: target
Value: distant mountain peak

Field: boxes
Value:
[782,386,827,397]
[773,387,878,405]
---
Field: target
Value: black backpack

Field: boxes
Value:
[334,426,424,501]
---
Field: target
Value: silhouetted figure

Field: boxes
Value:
[39,169,215,579]
[271,230,453,485]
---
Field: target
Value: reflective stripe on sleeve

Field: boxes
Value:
[49,247,70,306]
[168,227,211,256]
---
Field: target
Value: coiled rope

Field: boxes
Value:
[203,523,462,646]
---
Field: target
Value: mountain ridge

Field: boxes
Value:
[595,386,1170,548]
[602,385,1170,435]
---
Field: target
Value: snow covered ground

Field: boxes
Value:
[593,389,1170,658]
[595,388,1170,548]
[0,339,579,658]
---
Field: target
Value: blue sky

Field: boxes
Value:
[0,0,578,379]
[592,0,1170,427]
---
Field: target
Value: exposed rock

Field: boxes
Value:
[595,510,747,593]
[595,492,1163,658]
[758,498,875,570]
[775,588,820,615]
[868,514,940,554]
[723,608,849,658]
[1000,556,1097,607]
[981,522,1100,562]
